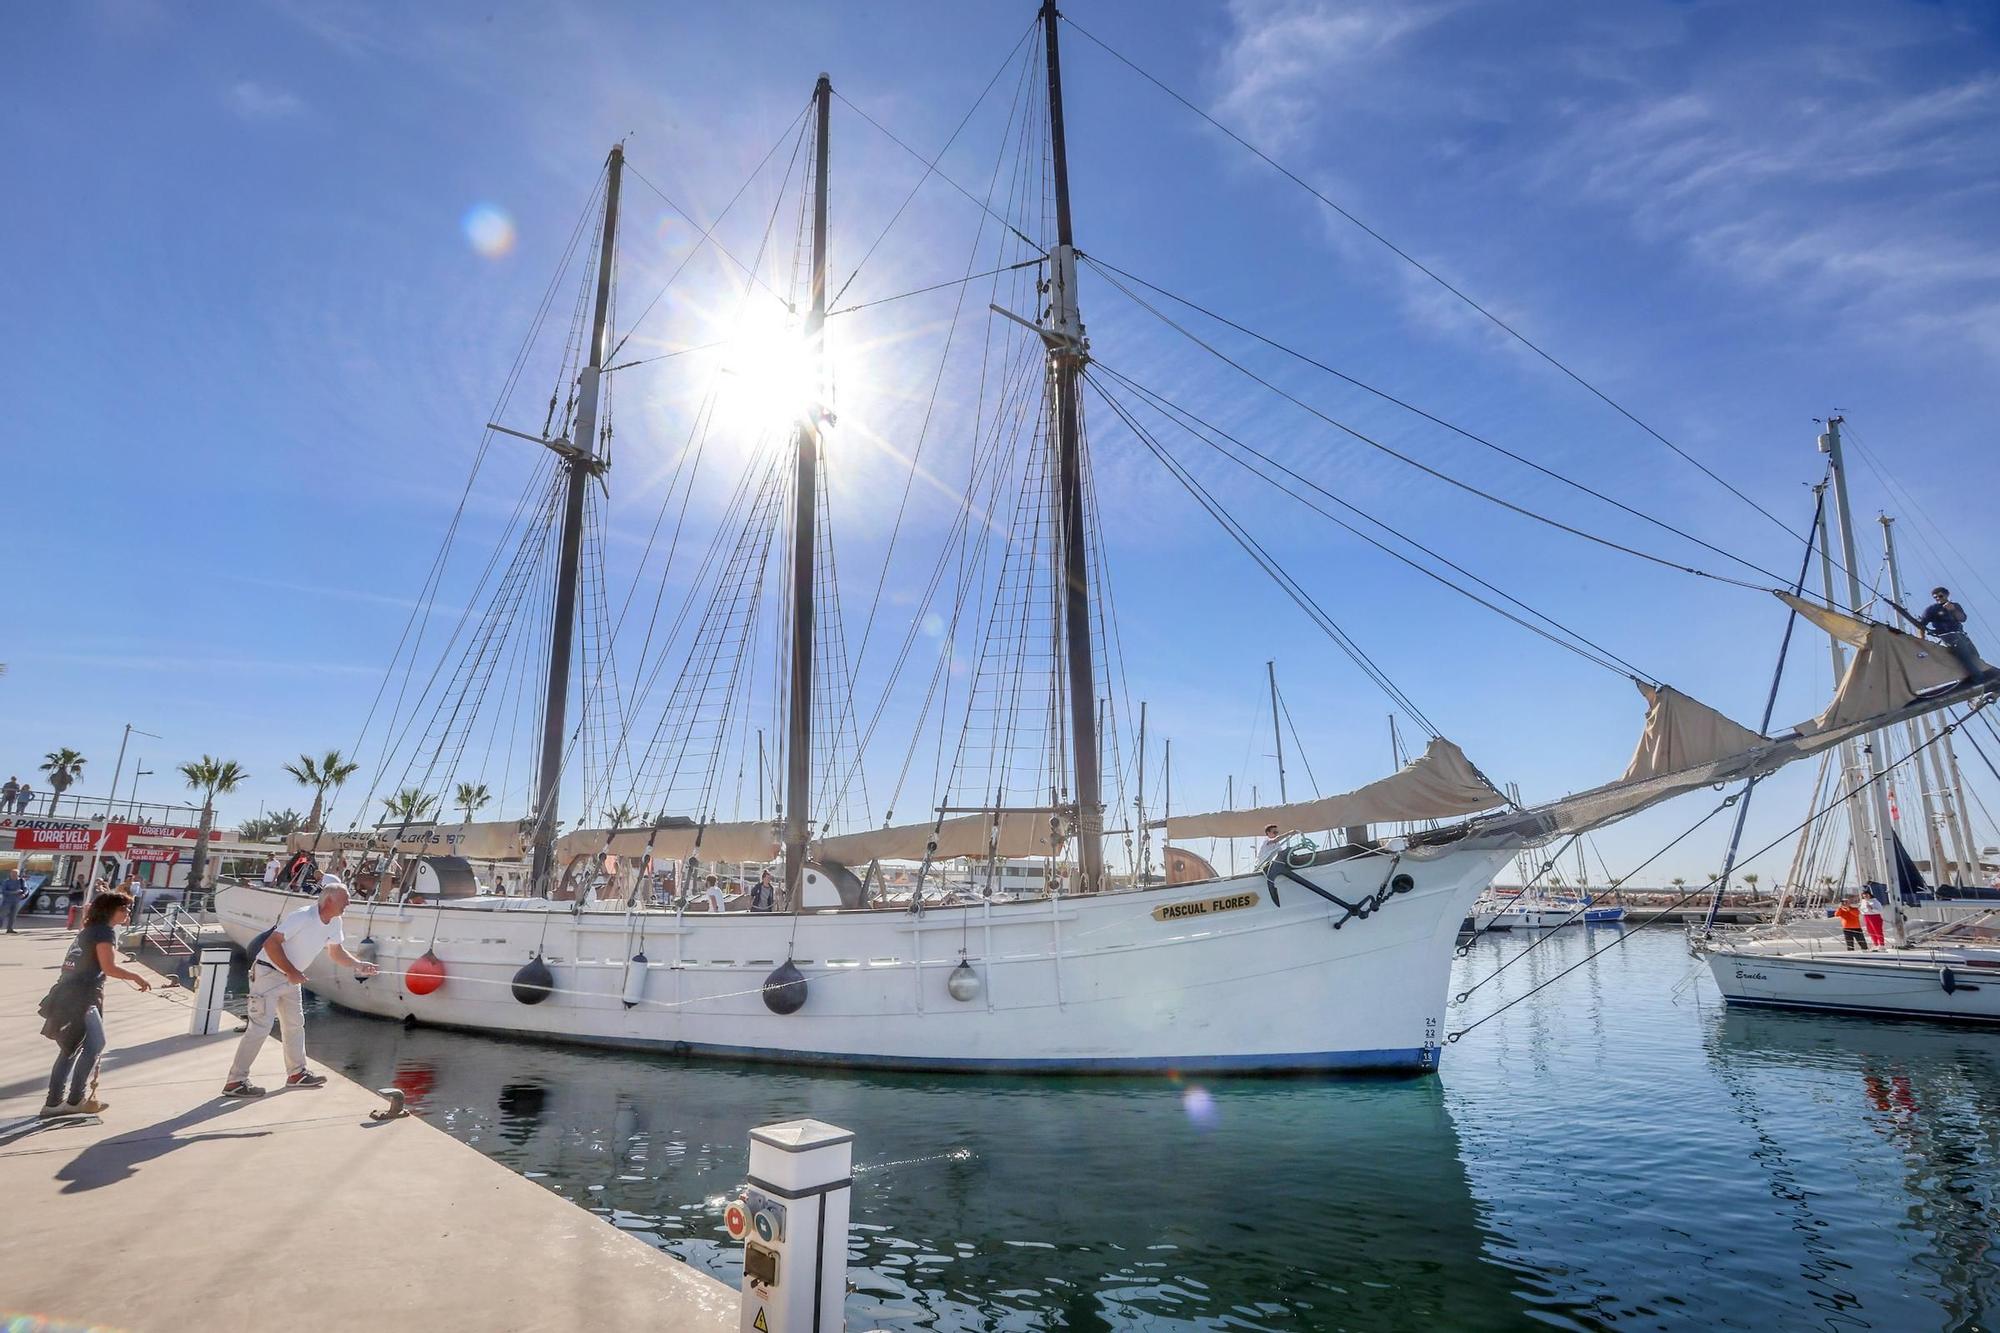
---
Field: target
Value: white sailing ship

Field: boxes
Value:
[218,3,1995,1071]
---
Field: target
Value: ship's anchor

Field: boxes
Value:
[1264,857,1414,929]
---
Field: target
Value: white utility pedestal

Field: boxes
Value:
[188,947,232,1036]
[731,1118,853,1333]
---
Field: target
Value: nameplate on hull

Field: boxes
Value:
[1153,891,1260,922]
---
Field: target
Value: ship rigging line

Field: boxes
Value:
[1083,261,1793,604]
[833,89,1040,251]
[1085,373,1443,736]
[1090,362,1656,682]
[1447,705,1987,1042]
[607,102,812,365]
[1082,255,1808,593]
[826,14,1038,308]
[825,259,1043,318]
[1056,12,1814,555]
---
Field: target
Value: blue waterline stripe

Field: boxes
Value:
[1722,996,2000,1025]
[335,999,1439,1075]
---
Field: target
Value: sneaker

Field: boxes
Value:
[36,1101,70,1118]
[220,1082,267,1099]
[285,1071,328,1089]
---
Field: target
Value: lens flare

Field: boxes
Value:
[1181,1085,1218,1128]
[463,203,517,258]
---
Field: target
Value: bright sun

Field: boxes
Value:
[713,302,821,440]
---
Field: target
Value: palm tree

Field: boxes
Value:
[1671,876,1687,893]
[180,756,247,891]
[603,802,640,829]
[454,781,492,824]
[1742,871,1761,898]
[283,749,359,832]
[40,748,86,815]
[381,788,438,824]
[238,809,306,843]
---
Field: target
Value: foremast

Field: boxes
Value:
[529,144,623,895]
[785,76,833,909]
[1041,1,1105,892]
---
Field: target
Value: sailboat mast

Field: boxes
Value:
[1821,415,1906,944]
[1041,1,1103,892]
[530,143,623,895]
[1881,515,1954,889]
[1267,660,1288,803]
[784,75,832,910]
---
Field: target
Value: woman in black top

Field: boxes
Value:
[41,888,150,1117]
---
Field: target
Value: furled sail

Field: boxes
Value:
[1164,737,1506,840]
[817,811,1062,866]
[287,820,527,861]
[555,820,779,864]
[1456,594,1995,847]
[1620,682,1766,783]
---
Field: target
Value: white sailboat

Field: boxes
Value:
[218,4,1995,1072]
[1704,418,2000,1024]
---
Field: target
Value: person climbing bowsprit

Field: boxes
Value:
[1891,586,1984,677]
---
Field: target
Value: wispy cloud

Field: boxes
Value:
[226,79,305,120]
[1214,0,1452,151]
[21,652,377,677]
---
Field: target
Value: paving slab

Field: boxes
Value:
[0,927,736,1332]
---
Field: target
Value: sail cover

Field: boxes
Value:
[1776,592,1970,733]
[1620,682,1766,783]
[555,820,779,864]
[287,820,526,861]
[817,811,1062,866]
[1164,737,1506,840]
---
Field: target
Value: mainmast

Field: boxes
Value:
[1821,415,1907,945]
[530,143,622,895]
[1042,0,1105,892]
[784,75,833,910]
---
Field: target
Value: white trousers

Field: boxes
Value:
[228,964,307,1084]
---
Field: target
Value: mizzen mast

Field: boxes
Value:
[1041,0,1105,892]
[530,143,622,895]
[784,76,833,909]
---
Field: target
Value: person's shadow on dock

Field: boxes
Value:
[53,1097,266,1194]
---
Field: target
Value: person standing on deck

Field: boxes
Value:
[39,889,150,1117]
[262,853,282,886]
[750,868,775,913]
[15,783,33,816]
[1833,897,1867,950]
[1860,893,1888,949]
[221,880,376,1098]
[2,777,17,816]
[701,874,726,912]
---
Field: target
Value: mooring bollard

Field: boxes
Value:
[188,947,232,1036]
[727,1119,853,1333]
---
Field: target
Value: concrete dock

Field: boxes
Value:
[0,927,736,1332]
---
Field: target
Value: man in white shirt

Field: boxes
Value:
[702,874,727,913]
[221,880,376,1098]
[261,854,282,886]
[1256,823,1286,867]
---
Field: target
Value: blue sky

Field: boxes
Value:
[5,0,1998,882]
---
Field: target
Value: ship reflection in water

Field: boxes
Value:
[313,1005,1527,1329]
[305,927,2000,1330]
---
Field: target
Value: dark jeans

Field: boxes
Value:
[47,1006,105,1107]
[1842,927,1868,951]
[1937,630,1984,676]
[1,895,21,931]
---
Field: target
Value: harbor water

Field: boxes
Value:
[298,926,1999,1330]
